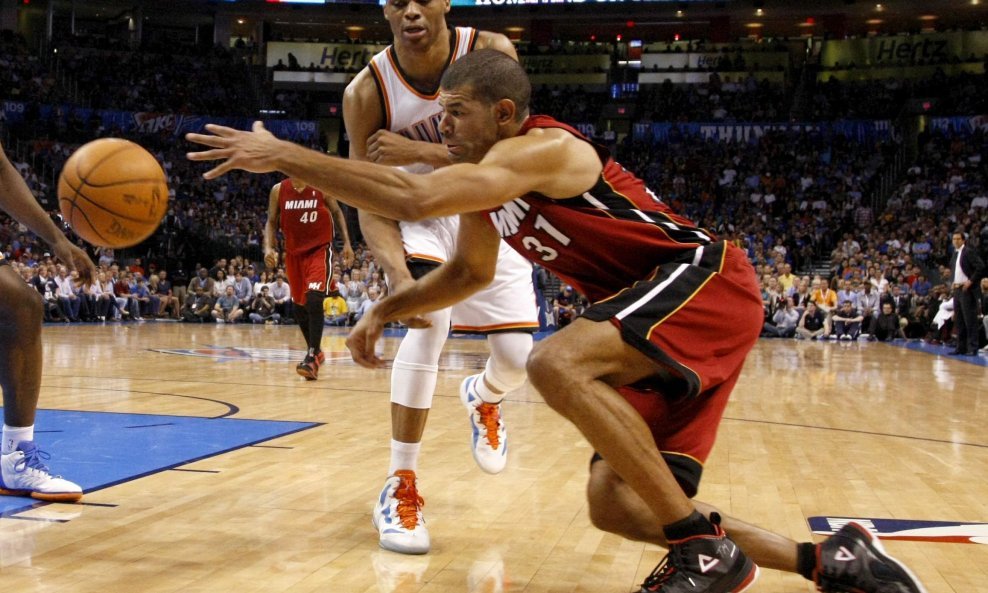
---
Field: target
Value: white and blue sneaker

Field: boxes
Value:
[459,374,507,474]
[372,470,430,555]
[0,442,83,502]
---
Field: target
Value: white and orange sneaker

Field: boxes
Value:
[460,375,507,474]
[372,470,430,555]
[0,442,82,503]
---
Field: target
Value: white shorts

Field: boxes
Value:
[399,217,539,334]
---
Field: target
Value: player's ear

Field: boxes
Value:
[443,0,451,14]
[493,99,516,126]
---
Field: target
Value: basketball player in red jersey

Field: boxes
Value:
[338,0,538,554]
[265,179,353,380]
[0,140,91,502]
[188,51,927,593]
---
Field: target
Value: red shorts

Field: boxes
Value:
[583,242,763,496]
[284,246,332,305]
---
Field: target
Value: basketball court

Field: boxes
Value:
[1,323,986,592]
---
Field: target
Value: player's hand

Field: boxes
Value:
[264,248,278,270]
[186,121,285,179]
[366,130,425,166]
[347,311,387,368]
[342,244,355,269]
[52,237,95,286]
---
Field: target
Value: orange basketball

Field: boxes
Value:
[58,138,168,249]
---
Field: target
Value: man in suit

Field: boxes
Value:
[949,231,985,355]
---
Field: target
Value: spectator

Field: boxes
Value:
[763,297,799,338]
[796,302,826,340]
[248,285,281,324]
[873,302,906,342]
[53,265,80,322]
[188,267,215,298]
[212,285,243,323]
[182,287,213,323]
[832,300,864,341]
[323,289,349,327]
[154,271,180,319]
[554,285,578,328]
[269,274,292,321]
[232,269,253,309]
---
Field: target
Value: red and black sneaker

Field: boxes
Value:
[296,354,320,381]
[814,522,927,593]
[315,350,326,366]
[640,515,759,593]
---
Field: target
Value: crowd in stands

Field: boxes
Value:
[615,128,893,274]
[1,30,986,348]
[7,245,383,327]
[50,44,256,116]
[808,69,988,120]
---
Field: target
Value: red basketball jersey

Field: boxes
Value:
[278,180,334,254]
[486,115,716,303]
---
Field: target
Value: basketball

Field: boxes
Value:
[57,138,168,249]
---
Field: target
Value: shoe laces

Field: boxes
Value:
[392,470,425,529]
[641,513,723,592]
[14,444,53,476]
[476,402,502,449]
[641,549,686,592]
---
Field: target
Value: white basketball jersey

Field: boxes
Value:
[368,27,477,175]
[366,27,539,332]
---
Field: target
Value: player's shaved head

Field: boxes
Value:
[440,49,530,120]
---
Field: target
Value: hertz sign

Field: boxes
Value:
[820,31,988,68]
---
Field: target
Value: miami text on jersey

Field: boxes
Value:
[283,199,319,210]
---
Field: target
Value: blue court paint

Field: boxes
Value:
[808,516,988,544]
[889,339,988,366]
[1,409,320,517]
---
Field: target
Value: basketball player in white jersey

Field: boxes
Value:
[342,0,538,554]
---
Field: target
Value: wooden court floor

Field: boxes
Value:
[1,323,987,593]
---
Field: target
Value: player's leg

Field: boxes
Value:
[587,458,797,572]
[373,259,451,555]
[587,459,927,593]
[0,263,82,502]
[454,243,539,474]
[526,244,762,592]
[460,332,531,474]
[303,246,332,364]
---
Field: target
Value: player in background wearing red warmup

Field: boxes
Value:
[0,139,92,502]
[265,178,354,380]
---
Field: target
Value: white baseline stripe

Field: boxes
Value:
[615,264,689,321]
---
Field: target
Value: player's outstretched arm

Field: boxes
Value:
[347,212,499,367]
[0,142,95,283]
[187,122,597,220]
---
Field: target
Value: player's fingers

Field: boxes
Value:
[204,123,239,136]
[186,148,230,162]
[202,161,234,180]
[251,121,267,133]
[185,132,228,148]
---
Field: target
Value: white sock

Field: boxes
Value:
[389,439,421,475]
[2,424,34,454]
[474,375,504,405]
